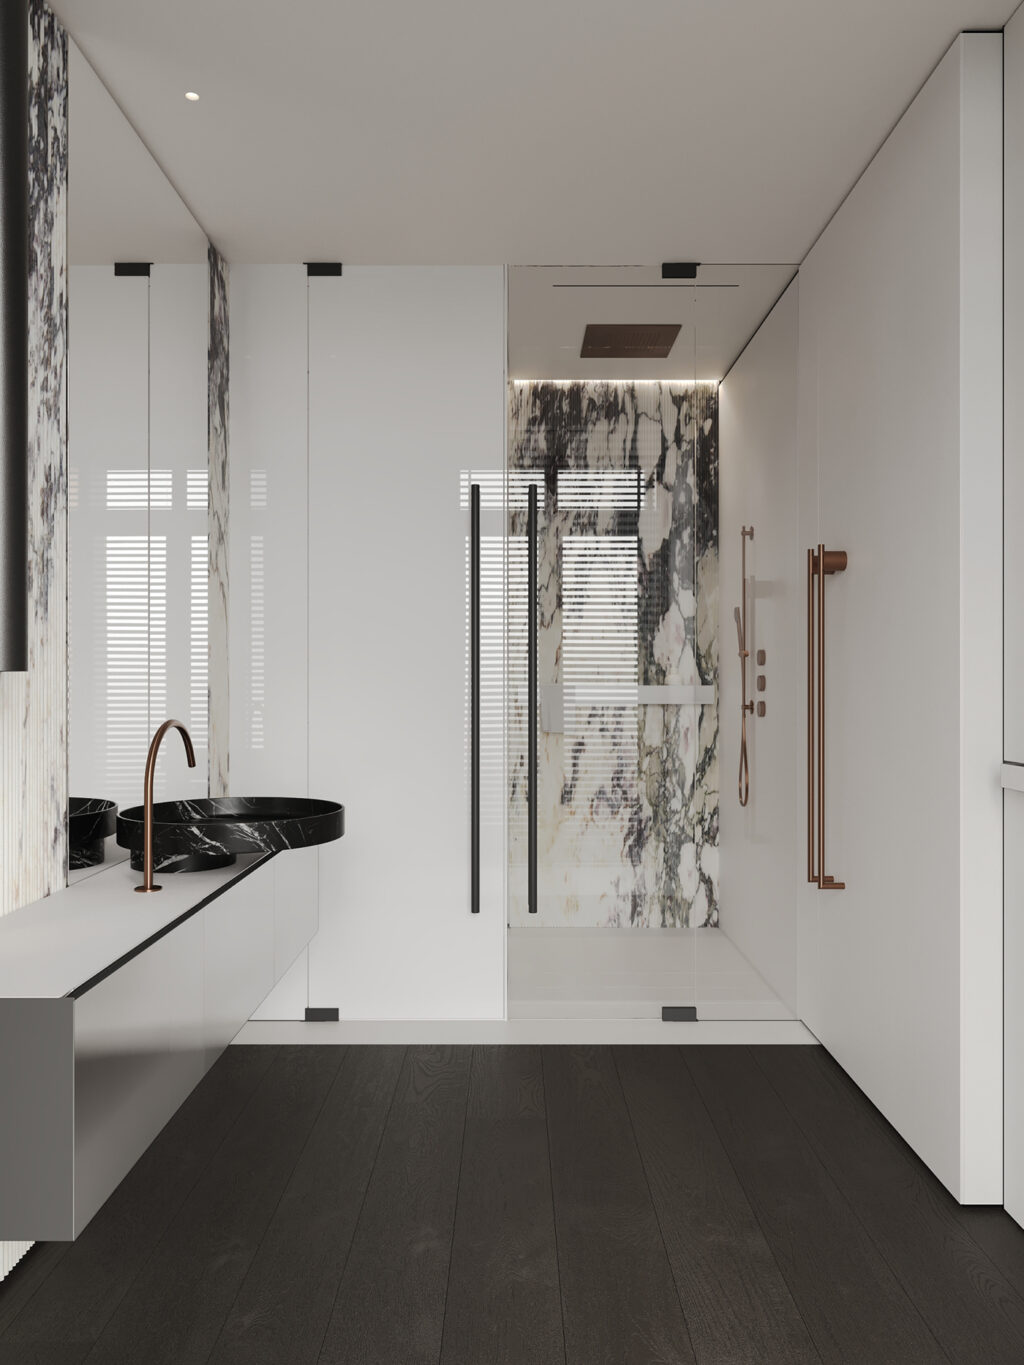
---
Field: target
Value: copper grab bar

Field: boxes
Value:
[806,549,815,882]
[807,545,848,890]
[737,526,754,806]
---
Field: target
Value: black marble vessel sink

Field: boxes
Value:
[116,796,344,873]
[69,798,118,869]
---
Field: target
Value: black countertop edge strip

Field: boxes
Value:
[67,852,278,1001]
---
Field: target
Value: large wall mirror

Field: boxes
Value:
[67,39,217,877]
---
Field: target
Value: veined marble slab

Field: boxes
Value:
[509,381,719,928]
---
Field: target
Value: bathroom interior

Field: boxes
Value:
[5,1,1024,1359]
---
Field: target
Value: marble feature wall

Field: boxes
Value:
[509,381,718,927]
[208,245,229,796]
[1,0,68,916]
[0,0,68,1280]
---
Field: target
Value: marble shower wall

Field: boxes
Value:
[0,0,67,1281]
[509,381,718,927]
[208,245,229,796]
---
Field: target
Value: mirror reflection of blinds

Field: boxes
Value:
[459,469,544,510]
[464,534,505,824]
[507,536,529,846]
[562,535,639,798]
[104,535,165,803]
[105,468,172,509]
[186,469,209,510]
[249,534,265,750]
[189,535,209,749]
[558,469,639,510]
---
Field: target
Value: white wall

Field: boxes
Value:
[1003,4,1024,1228]
[796,34,1003,1203]
[719,280,800,1013]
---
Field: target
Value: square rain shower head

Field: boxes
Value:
[580,323,681,359]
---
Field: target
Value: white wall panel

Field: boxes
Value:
[1007,788,1024,1225]
[307,267,506,1020]
[1004,4,1024,1229]
[228,266,311,1019]
[228,266,309,799]
[797,35,1002,1202]
[719,281,800,1012]
[149,264,210,801]
[68,268,148,813]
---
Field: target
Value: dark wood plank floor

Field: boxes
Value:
[4,1044,1024,1365]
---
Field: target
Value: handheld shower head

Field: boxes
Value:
[734,605,745,657]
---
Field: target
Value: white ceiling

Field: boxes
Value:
[508,264,796,381]
[69,41,207,265]
[51,0,1019,266]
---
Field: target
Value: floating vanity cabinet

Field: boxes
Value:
[74,913,207,1234]
[0,852,313,1241]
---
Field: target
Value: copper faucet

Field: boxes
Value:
[135,719,196,893]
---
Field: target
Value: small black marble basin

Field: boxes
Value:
[70,798,118,869]
[116,796,344,873]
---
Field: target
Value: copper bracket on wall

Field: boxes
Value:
[807,545,848,890]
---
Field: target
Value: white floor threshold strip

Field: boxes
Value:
[233,1018,817,1045]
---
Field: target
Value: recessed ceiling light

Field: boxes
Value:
[185,91,200,102]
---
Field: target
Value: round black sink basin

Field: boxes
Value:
[69,798,117,869]
[116,796,344,873]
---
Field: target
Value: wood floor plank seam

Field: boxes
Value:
[610,1048,700,1364]
[200,1045,352,1365]
[81,1046,282,1349]
[679,1046,953,1365]
[733,1046,955,1365]
[435,1046,475,1365]
[538,1052,572,1365]
[0,1243,71,1337]
[669,1046,826,1361]
[81,1045,349,1365]
[313,1045,473,1364]
[309,1046,408,1365]
[747,1045,1024,1362]
[543,1046,697,1365]
[789,1048,1024,1308]
[660,1046,825,1365]
[0,1045,278,1350]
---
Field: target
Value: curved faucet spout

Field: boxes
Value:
[135,720,197,893]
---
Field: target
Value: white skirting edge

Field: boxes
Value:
[1003,762,1024,792]
[233,1018,817,1046]
[0,1241,34,1283]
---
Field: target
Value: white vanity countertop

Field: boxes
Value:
[0,854,270,1000]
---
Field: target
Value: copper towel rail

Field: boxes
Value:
[807,544,848,890]
[737,526,754,806]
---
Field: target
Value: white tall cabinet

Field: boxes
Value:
[796,34,1003,1203]
[1004,6,1024,1230]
